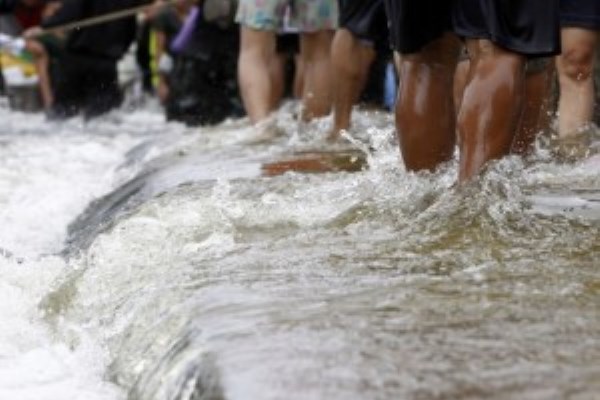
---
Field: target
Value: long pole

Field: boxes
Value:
[40,0,177,35]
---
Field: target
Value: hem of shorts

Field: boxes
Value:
[341,27,380,45]
[560,15,600,31]
[454,28,560,58]
[392,31,450,55]
[236,19,337,33]
[235,18,278,31]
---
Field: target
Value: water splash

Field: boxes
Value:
[1,103,599,400]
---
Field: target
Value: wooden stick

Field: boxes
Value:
[40,0,177,35]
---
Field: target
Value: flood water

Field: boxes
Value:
[0,101,598,400]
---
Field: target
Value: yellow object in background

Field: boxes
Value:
[150,29,159,88]
[0,50,37,77]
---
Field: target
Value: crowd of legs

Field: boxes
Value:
[1,0,598,183]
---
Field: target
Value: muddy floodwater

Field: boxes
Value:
[0,102,598,400]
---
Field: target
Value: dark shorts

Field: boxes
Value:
[339,0,388,47]
[385,0,560,57]
[383,0,452,54]
[52,52,122,120]
[560,0,600,30]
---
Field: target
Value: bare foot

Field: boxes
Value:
[245,116,283,144]
[327,128,346,143]
[551,128,594,162]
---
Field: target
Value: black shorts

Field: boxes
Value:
[384,0,452,54]
[560,0,600,30]
[339,0,389,48]
[453,0,561,57]
[385,0,560,57]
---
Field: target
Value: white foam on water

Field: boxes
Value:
[0,109,152,400]
[0,257,124,400]
[0,102,598,400]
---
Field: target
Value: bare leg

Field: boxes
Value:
[512,61,555,156]
[395,33,461,172]
[453,58,470,152]
[155,31,170,104]
[26,40,53,109]
[269,52,287,110]
[300,30,334,121]
[293,54,304,99]
[329,29,376,139]
[458,39,526,182]
[238,27,277,123]
[453,59,470,113]
[556,28,599,138]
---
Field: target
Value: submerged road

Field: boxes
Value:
[0,104,598,400]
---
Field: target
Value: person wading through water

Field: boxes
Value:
[235,0,338,137]
[384,0,561,182]
[329,0,389,141]
[555,0,600,159]
[28,0,146,119]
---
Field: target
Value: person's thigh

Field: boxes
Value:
[291,0,338,32]
[453,0,560,57]
[235,0,289,31]
[561,27,599,56]
[240,26,277,56]
[383,0,453,55]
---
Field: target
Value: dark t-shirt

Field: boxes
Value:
[560,0,600,29]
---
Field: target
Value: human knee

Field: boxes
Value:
[241,28,275,58]
[417,34,461,66]
[559,45,596,82]
[302,31,334,60]
[470,40,525,67]
[331,30,352,56]
[240,44,269,63]
[486,54,525,75]
[399,55,455,93]
[332,32,363,72]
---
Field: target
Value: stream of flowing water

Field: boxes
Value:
[0,102,598,400]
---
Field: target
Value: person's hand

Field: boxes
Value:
[23,26,42,39]
[42,2,63,19]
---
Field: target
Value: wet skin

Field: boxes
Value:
[395,35,528,182]
[556,27,599,138]
[511,62,554,156]
[395,33,461,172]
[454,58,554,157]
[329,28,376,140]
[458,39,526,181]
[238,28,334,124]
